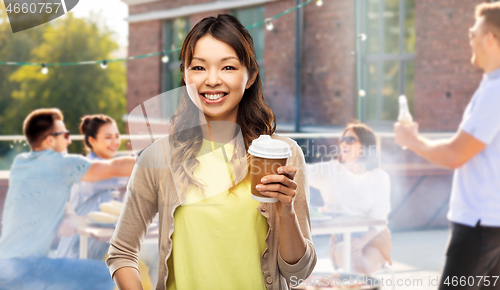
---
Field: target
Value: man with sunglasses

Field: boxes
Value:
[0,108,135,289]
[394,3,500,290]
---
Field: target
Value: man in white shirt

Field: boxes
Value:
[394,3,500,289]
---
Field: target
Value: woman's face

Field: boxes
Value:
[339,129,363,164]
[184,35,255,123]
[88,122,121,159]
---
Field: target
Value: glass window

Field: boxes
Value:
[381,61,400,120]
[366,0,381,54]
[384,0,400,54]
[230,6,265,61]
[230,6,265,82]
[162,17,189,120]
[404,0,416,53]
[360,0,415,124]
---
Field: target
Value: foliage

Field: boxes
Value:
[0,12,126,154]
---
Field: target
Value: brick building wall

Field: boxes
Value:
[262,0,297,124]
[414,0,483,131]
[127,20,163,113]
[301,0,355,126]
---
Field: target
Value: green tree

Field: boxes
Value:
[0,10,45,131]
[4,13,126,153]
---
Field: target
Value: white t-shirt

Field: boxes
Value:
[450,68,500,227]
[307,160,391,232]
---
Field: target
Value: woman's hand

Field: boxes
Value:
[256,165,298,218]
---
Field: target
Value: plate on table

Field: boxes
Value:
[86,219,117,228]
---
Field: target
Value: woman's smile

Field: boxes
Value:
[200,91,229,104]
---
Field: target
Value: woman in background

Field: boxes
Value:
[56,114,128,259]
[307,122,392,275]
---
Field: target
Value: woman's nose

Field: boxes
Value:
[205,69,221,87]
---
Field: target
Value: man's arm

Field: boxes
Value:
[81,156,136,182]
[394,122,487,169]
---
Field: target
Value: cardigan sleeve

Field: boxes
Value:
[276,139,317,284]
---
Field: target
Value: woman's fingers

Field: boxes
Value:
[259,188,294,204]
[255,165,298,205]
[277,165,297,180]
[259,174,297,190]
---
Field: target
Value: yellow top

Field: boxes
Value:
[166,139,269,290]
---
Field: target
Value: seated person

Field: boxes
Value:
[57,114,129,260]
[307,122,392,275]
[0,108,135,290]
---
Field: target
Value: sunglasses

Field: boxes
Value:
[339,136,358,145]
[48,130,70,140]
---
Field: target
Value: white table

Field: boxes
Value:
[311,214,386,273]
[76,217,159,259]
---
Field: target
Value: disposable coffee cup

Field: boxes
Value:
[248,135,292,203]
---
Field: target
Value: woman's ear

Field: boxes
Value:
[245,71,258,90]
[88,136,97,149]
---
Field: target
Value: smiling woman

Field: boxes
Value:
[80,114,120,158]
[106,14,317,290]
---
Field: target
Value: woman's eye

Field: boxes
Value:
[191,66,204,71]
[223,66,236,70]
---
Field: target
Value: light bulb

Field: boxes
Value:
[265,18,273,31]
[316,0,323,6]
[101,60,107,69]
[41,63,48,74]
[161,54,169,63]
[359,90,366,97]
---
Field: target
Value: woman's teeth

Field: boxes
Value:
[203,93,226,100]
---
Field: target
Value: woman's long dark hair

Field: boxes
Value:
[169,14,276,195]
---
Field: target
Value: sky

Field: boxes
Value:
[70,0,129,55]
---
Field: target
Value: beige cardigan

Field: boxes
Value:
[106,134,317,290]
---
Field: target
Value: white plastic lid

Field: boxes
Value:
[248,135,292,159]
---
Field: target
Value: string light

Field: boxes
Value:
[41,63,48,74]
[100,60,107,69]
[358,33,367,41]
[1,0,315,68]
[359,90,366,97]
[161,52,169,63]
[265,18,274,31]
